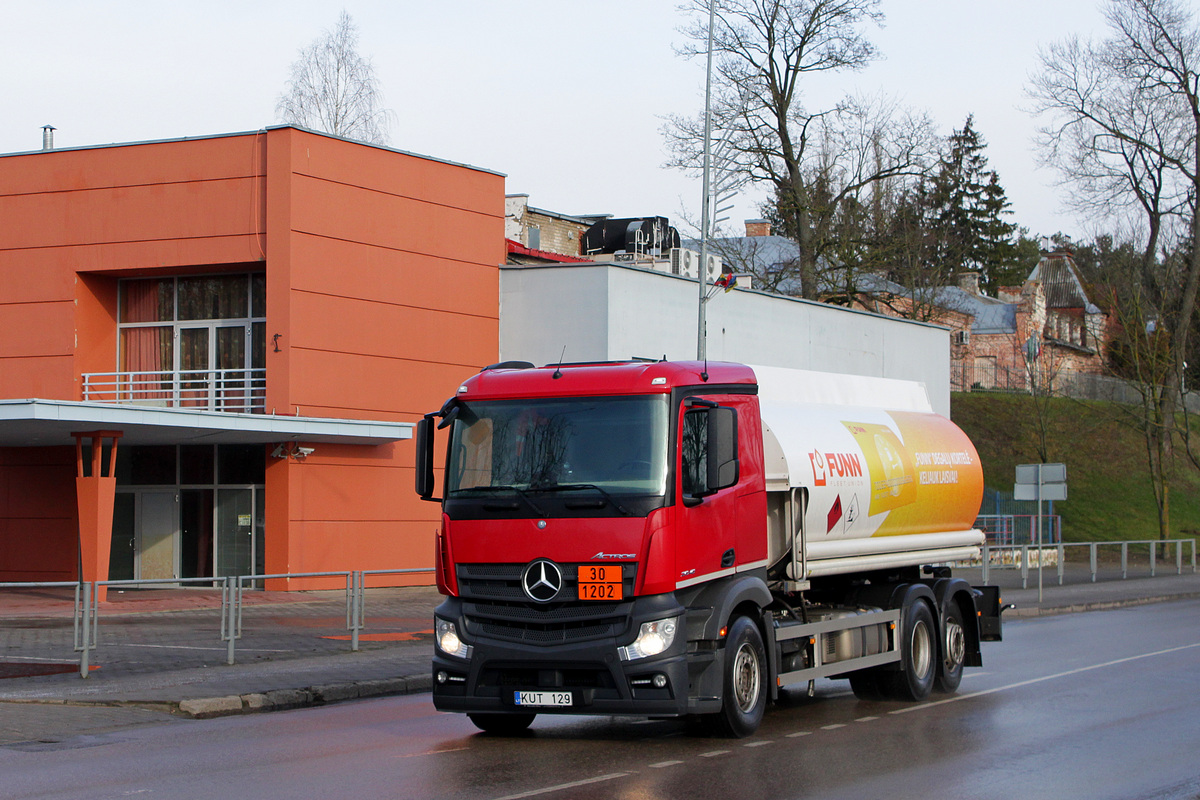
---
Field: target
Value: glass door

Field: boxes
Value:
[216,324,248,412]
[176,324,251,411]
[216,488,256,578]
[178,326,210,408]
[109,494,136,580]
[139,492,179,581]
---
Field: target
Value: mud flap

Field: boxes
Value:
[974,584,1010,642]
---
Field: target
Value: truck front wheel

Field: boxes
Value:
[714,616,767,738]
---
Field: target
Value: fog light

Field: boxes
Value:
[436,671,448,684]
[652,673,667,688]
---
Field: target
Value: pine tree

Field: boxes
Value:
[923,116,1018,293]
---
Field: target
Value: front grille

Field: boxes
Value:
[456,562,637,603]
[457,561,638,647]
[466,599,631,645]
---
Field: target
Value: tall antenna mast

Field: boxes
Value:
[697,0,716,361]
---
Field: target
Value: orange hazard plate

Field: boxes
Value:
[577,565,623,600]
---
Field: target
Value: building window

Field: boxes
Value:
[115,274,266,412]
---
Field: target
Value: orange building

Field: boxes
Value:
[0,126,503,592]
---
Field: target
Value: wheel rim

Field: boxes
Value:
[910,619,933,679]
[944,618,965,671]
[732,641,761,713]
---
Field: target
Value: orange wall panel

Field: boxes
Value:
[0,178,264,251]
[75,274,119,378]
[0,355,76,398]
[289,462,415,523]
[287,349,486,419]
[0,133,266,196]
[0,301,75,358]
[282,129,502,218]
[287,290,498,366]
[0,448,78,581]
[282,520,435,576]
[290,176,503,267]
[287,234,499,320]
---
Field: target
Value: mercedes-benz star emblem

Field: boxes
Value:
[521,559,563,603]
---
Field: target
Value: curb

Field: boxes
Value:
[1004,591,1200,618]
[175,673,433,719]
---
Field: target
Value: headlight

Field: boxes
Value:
[436,618,473,659]
[618,617,679,661]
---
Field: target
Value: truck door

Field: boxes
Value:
[674,395,740,586]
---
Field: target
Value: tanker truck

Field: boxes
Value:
[415,360,1005,737]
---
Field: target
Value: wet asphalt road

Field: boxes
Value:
[4,598,1199,800]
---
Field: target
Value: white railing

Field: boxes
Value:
[82,368,266,413]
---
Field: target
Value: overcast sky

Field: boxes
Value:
[3,1,1111,242]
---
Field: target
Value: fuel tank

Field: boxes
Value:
[754,366,984,579]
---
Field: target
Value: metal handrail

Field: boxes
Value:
[82,368,266,413]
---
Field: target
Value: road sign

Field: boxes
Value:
[1016,463,1066,485]
[1013,463,1068,603]
[1014,483,1067,501]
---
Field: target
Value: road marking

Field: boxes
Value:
[395,747,469,759]
[491,773,629,800]
[786,731,812,738]
[649,761,684,768]
[889,641,1200,716]
[744,740,773,747]
[699,750,730,757]
[820,723,846,730]
[855,716,878,722]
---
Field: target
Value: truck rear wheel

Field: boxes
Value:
[713,615,767,738]
[468,713,536,735]
[886,599,936,701]
[935,601,966,693]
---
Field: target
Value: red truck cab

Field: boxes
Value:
[418,360,768,732]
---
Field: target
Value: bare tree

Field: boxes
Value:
[1029,0,1200,540]
[276,12,393,145]
[664,1,936,300]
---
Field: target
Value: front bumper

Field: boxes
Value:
[431,594,690,717]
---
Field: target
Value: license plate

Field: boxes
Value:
[514,691,572,707]
[578,564,623,600]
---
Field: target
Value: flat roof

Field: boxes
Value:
[0,124,505,178]
[0,400,410,448]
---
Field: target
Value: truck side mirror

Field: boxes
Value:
[415,416,439,501]
[707,406,739,492]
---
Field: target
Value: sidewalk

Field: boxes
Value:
[2,565,1198,746]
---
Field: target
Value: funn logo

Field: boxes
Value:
[810,450,863,486]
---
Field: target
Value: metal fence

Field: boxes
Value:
[975,514,1061,546]
[2,569,433,679]
[979,538,1197,588]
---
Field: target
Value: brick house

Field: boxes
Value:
[698,220,1111,394]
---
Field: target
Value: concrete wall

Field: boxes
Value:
[500,263,953,416]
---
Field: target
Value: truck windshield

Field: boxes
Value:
[446,395,669,501]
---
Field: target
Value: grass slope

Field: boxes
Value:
[951,392,1200,545]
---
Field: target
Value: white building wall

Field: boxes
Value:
[500,263,953,416]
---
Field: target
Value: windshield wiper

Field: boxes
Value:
[530,484,632,516]
[454,485,546,517]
